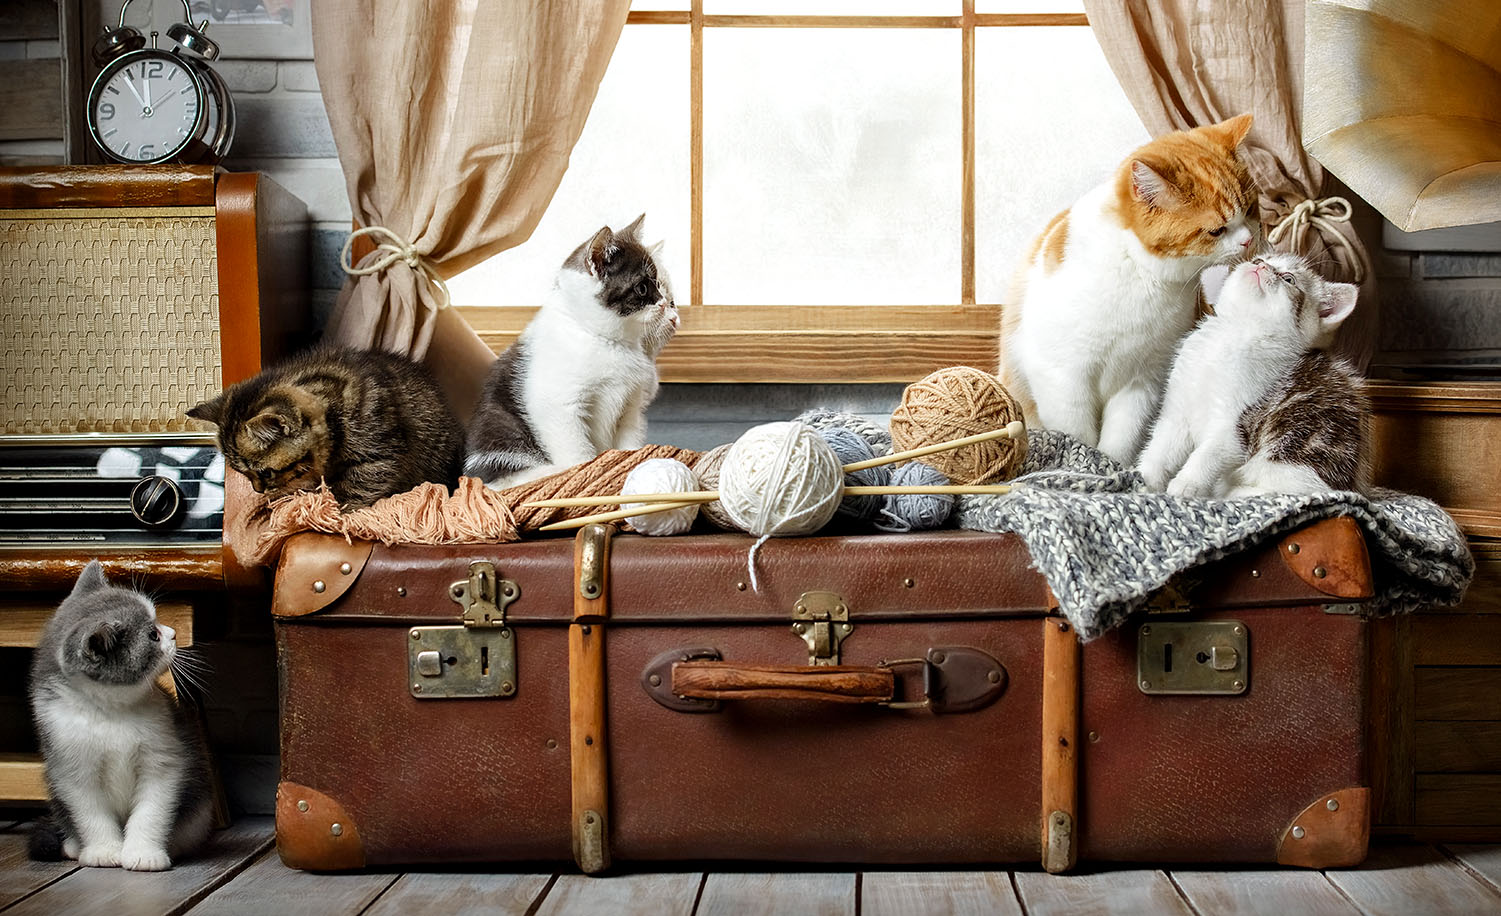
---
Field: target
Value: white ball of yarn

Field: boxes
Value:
[719,421,843,537]
[622,458,700,536]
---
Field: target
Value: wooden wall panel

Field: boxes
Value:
[1416,722,1501,772]
[1416,774,1501,826]
[1413,617,1501,666]
[1413,668,1501,721]
[0,60,63,142]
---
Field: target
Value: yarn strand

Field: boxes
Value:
[1267,196,1365,283]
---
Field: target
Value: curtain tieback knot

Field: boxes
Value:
[1267,196,1365,283]
[340,225,452,310]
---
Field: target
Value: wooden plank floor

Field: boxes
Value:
[0,819,1498,915]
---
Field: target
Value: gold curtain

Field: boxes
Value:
[1082,0,1378,368]
[312,0,632,418]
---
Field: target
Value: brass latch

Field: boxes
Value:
[792,591,851,666]
[407,561,521,699]
[1136,620,1249,695]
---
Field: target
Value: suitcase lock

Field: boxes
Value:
[792,591,851,666]
[1136,620,1249,695]
[407,561,521,699]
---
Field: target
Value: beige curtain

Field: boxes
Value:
[312,0,632,418]
[1083,0,1378,368]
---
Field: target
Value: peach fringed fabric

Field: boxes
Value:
[227,446,702,568]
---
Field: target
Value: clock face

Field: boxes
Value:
[91,53,204,163]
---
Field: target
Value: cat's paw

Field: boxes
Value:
[78,842,122,867]
[120,843,172,872]
[61,837,80,860]
[1137,462,1172,492]
[1166,473,1214,499]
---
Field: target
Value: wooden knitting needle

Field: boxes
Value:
[537,500,700,532]
[522,483,1013,511]
[523,423,1026,511]
[841,420,1027,473]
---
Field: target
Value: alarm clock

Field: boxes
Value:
[86,0,235,165]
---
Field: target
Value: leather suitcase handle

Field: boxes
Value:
[671,661,895,703]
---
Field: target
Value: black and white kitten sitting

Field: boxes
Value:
[28,562,213,870]
[465,215,680,488]
[1138,252,1367,497]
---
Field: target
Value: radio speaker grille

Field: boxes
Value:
[1,214,223,435]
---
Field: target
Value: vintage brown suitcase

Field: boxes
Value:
[270,517,1374,871]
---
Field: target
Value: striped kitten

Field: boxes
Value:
[999,114,1258,464]
[188,347,465,509]
[464,216,679,488]
[1137,253,1366,498]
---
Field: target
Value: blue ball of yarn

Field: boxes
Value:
[815,426,890,522]
[877,461,955,532]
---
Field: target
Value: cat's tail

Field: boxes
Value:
[27,812,66,861]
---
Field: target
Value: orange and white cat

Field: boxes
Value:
[999,114,1259,464]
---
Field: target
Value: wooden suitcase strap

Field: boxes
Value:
[570,524,613,874]
[1042,614,1080,874]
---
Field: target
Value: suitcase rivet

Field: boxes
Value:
[340,563,352,575]
[931,650,947,664]
[795,604,806,614]
[410,629,421,640]
[1140,680,1151,690]
[296,800,309,812]
[1232,680,1245,691]
[736,582,747,591]
[903,578,915,588]
[500,681,515,696]
[794,623,807,634]
[1233,625,1245,636]
[1291,826,1305,839]
[413,684,423,693]
[1288,543,1301,554]
[581,625,592,635]
[330,823,343,837]
[585,813,597,825]
[841,624,852,633]
[1327,799,1339,811]
[501,628,511,639]
[1313,566,1328,578]
[1141,626,1152,636]
[585,735,594,746]
[1251,569,1261,578]
[988,670,1002,684]
[397,587,407,597]
[649,674,662,687]
[1088,731,1100,742]
[546,739,557,749]
[312,580,325,593]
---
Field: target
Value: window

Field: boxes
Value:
[450,1,1148,382]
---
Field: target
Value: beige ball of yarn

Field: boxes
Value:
[889,366,1027,484]
[690,443,741,531]
[719,421,842,537]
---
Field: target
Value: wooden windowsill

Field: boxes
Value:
[457,303,1002,384]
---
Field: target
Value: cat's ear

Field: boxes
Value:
[586,226,615,278]
[186,393,226,426]
[1129,159,1180,209]
[245,408,291,447]
[70,560,108,598]
[621,213,646,240]
[1318,281,1358,330]
[1212,113,1254,149]
[85,623,119,659]
[1200,264,1232,307]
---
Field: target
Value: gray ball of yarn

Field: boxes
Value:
[690,443,742,531]
[815,426,889,522]
[796,408,893,456]
[877,461,956,532]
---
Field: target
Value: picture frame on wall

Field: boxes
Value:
[181,0,312,59]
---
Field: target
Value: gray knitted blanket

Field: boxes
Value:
[955,430,1474,640]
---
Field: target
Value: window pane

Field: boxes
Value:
[703,29,961,305]
[705,2,959,13]
[448,26,690,307]
[974,26,1147,303]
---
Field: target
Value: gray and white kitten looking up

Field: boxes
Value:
[1138,252,1367,498]
[465,214,679,488]
[28,561,213,870]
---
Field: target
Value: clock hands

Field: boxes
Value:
[143,68,152,110]
[122,67,148,111]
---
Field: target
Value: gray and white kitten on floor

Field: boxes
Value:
[28,562,213,870]
[465,215,680,488]
[1138,252,1367,498]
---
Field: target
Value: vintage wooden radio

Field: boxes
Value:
[0,165,308,587]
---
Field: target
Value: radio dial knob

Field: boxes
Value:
[131,476,185,528]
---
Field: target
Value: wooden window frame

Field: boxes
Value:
[458,4,1090,383]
